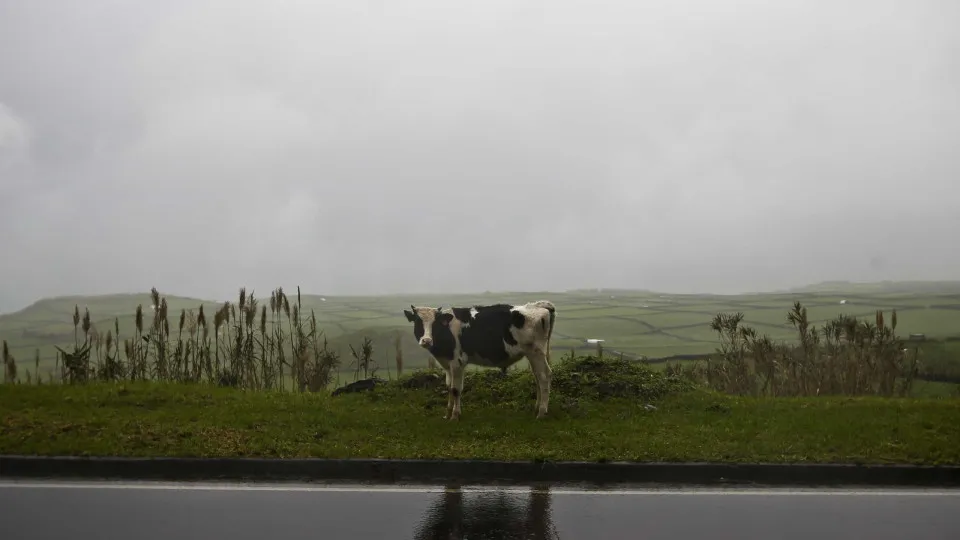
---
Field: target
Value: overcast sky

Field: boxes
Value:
[1,0,958,312]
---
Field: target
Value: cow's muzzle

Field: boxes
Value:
[419,337,433,348]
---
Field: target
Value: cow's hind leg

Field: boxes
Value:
[528,357,542,408]
[527,347,552,419]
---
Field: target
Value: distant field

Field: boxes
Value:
[3,283,960,383]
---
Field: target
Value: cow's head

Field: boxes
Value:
[403,304,454,349]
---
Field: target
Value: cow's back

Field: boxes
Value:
[458,303,554,367]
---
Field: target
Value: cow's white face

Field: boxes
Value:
[403,305,446,348]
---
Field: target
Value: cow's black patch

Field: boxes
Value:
[455,304,518,365]
[510,310,526,329]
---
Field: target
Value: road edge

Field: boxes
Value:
[2,455,960,487]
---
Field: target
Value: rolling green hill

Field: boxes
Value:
[3,282,960,382]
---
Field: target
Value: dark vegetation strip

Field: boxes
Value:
[4,455,959,487]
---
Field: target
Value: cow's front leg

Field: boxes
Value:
[449,359,466,421]
[445,387,454,420]
[434,361,453,419]
[443,366,455,420]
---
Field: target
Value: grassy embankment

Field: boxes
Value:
[2,284,960,464]
[2,360,958,464]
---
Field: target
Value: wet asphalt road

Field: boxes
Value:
[1,480,958,539]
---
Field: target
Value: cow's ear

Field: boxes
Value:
[403,309,415,322]
[452,308,471,323]
[440,312,454,326]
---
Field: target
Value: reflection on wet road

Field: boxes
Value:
[1,480,958,539]
[416,486,558,539]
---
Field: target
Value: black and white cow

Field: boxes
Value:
[403,300,556,420]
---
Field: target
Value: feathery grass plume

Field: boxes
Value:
[786,301,813,394]
[279,286,291,386]
[242,290,259,387]
[224,296,243,385]
[124,339,134,368]
[245,298,257,330]
[228,290,244,385]
[90,327,101,378]
[34,348,40,384]
[238,287,247,310]
[149,290,164,335]
[183,309,197,379]
[160,297,169,326]
[213,305,226,376]
[82,308,91,338]
[218,302,231,325]
[186,309,198,338]
[135,304,144,333]
[201,317,212,380]
[132,304,145,380]
[6,354,17,383]
[257,304,270,389]
[2,340,14,384]
[271,287,285,391]
[73,305,80,347]
[168,308,185,380]
[194,305,207,380]
[114,317,121,379]
[288,302,302,388]
[394,331,403,377]
[145,293,170,380]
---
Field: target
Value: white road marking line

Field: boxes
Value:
[0,481,957,496]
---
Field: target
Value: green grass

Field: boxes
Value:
[2,378,959,464]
